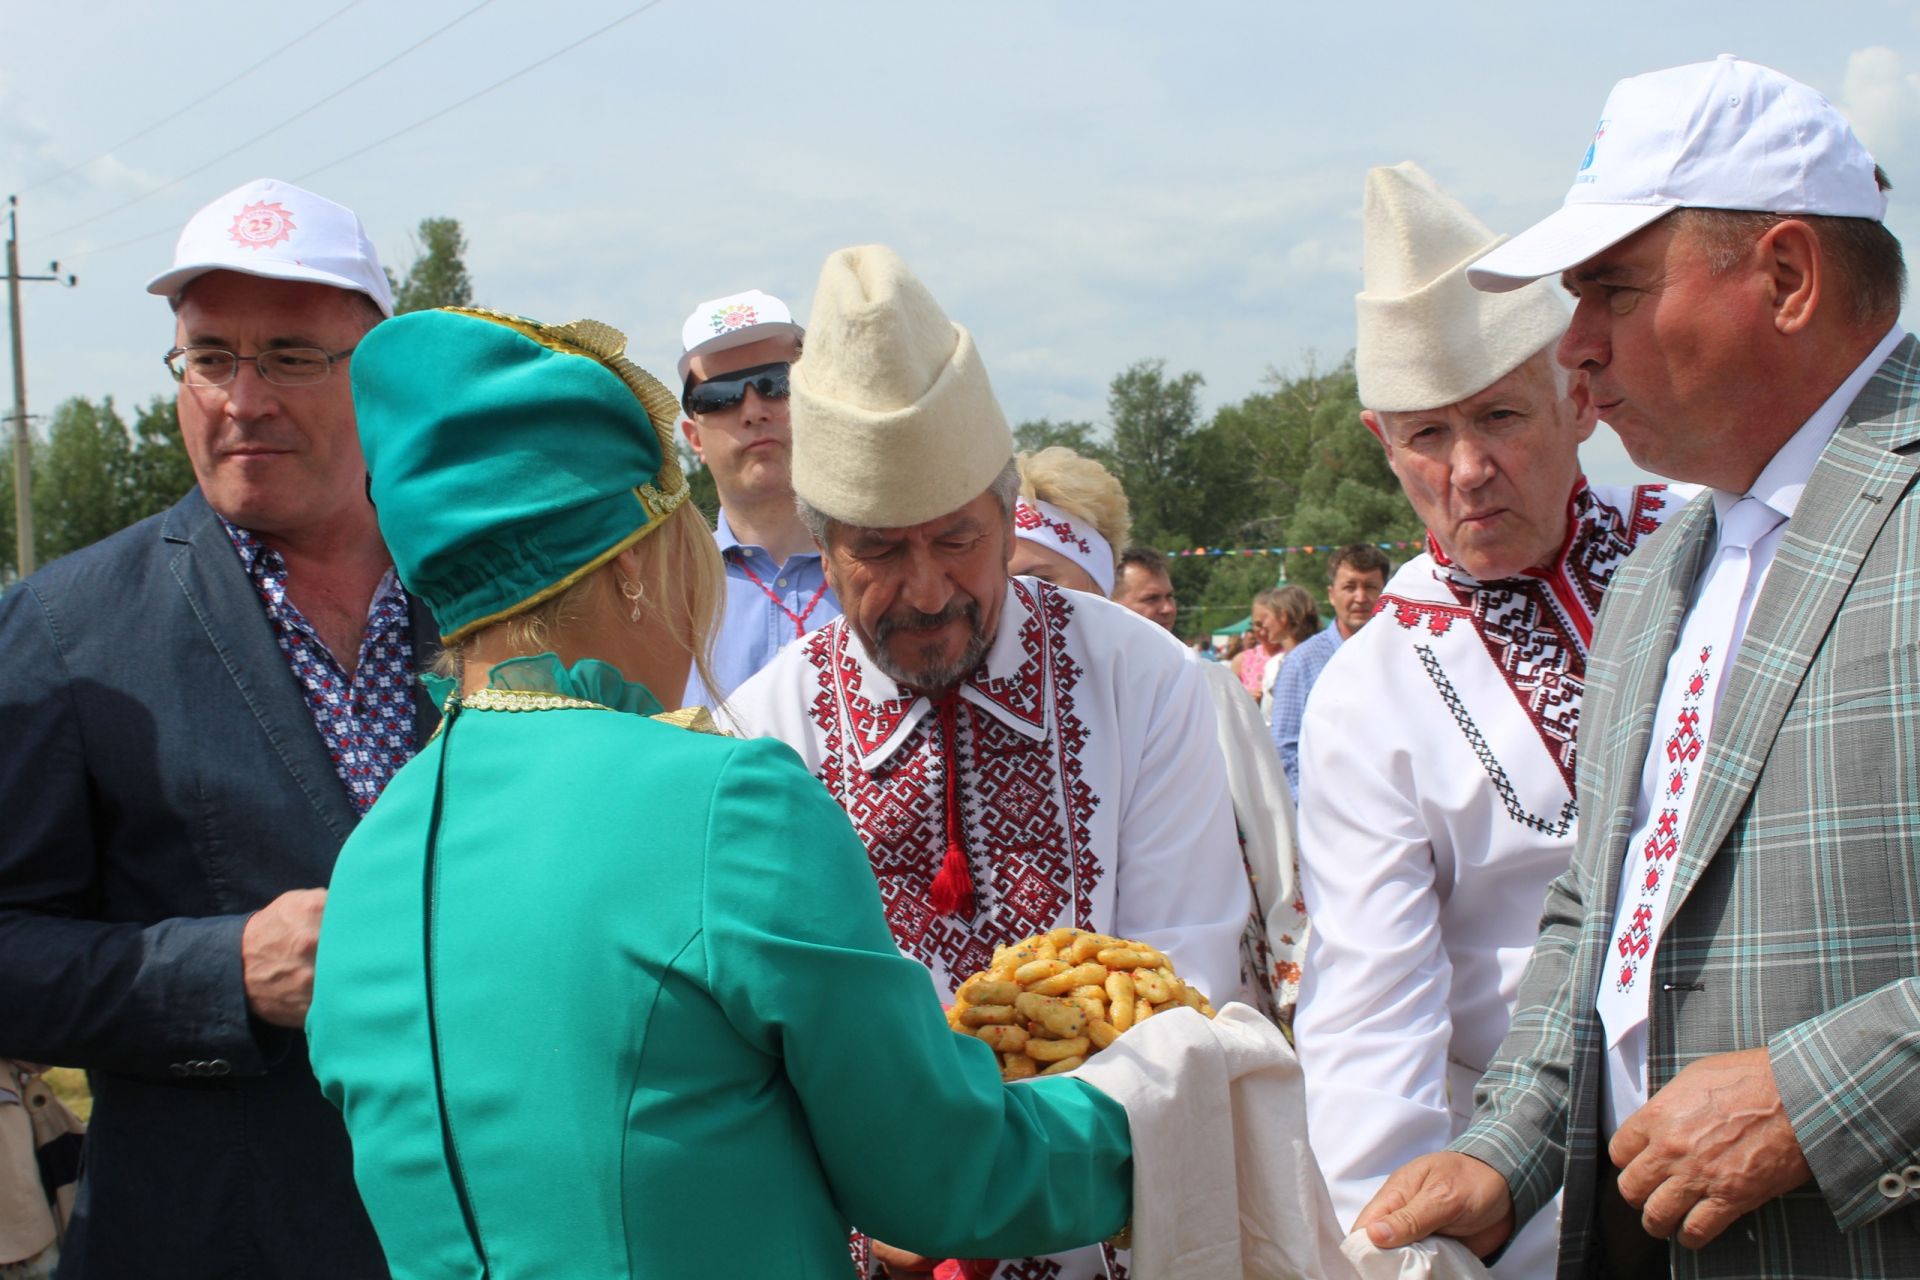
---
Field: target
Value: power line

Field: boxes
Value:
[17,1,366,197]
[37,0,497,244]
[296,0,669,184]
[48,1,669,265]
[52,219,178,264]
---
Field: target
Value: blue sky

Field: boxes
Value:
[9,1,1920,490]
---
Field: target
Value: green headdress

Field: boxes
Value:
[353,307,689,643]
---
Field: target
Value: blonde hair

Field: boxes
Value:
[1265,584,1321,646]
[433,501,725,702]
[1016,446,1131,572]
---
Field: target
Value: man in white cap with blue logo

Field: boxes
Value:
[676,288,840,705]
[0,178,430,1277]
[1356,57,1920,1279]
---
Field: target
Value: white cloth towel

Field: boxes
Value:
[1059,1004,1494,1279]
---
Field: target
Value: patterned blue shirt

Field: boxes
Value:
[221,519,418,814]
[685,508,841,707]
[1269,619,1345,801]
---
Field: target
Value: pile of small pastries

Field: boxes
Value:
[946,927,1216,1081]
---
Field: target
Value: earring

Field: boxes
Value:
[619,577,644,622]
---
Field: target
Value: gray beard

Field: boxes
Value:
[869,599,994,692]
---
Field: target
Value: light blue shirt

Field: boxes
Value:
[1269,618,1344,801]
[685,508,841,708]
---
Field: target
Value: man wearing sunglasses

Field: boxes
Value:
[677,288,841,705]
[0,179,434,1278]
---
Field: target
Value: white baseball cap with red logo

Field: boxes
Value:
[146,177,395,315]
[1469,55,1887,293]
[676,288,804,382]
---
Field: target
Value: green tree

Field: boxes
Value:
[36,396,135,561]
[1013,419,1114,470]
[388,217,475,315]
[125,396,196,517]
[0,432,31,583]
[1269,361,1419,589]
[0,394,199,581]
[1106,360,1207,547]
[1157,355,1417,632]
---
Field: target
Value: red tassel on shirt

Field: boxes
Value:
[928,691,975,917]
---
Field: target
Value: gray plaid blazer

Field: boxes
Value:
[1453,334,1920,1279]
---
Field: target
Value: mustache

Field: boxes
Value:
[874,599,977,642]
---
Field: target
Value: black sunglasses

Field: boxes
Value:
[684,361,791,416]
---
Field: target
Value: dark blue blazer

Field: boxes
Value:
[0,488,438,1279]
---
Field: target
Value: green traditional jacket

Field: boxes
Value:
[307,656,1131,1278]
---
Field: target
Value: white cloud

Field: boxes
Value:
[0,72,60,173]
[1842,46,1920,159]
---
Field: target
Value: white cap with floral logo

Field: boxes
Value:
[676,288,804,382]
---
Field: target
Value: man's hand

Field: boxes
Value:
[1353,1151,1515,1259]
[1610,1046,1811,1249]
[242,889,328,1027]
[869,1240,939,1275]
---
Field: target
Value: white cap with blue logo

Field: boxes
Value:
[1468,55,1887,293]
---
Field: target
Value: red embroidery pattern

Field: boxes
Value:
[1558,484,1669,630]
[1614,645,1714,993]
[1379,595,1471,637]
[982,1245,1126,1278]
[1437,485,1669,794]
[802,580,1100,989]
[1445,577,1586,793]
[1014,499,1093,555]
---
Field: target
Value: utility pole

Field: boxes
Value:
[6,195,77,579]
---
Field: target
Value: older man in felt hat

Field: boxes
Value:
[675,288,841,706]
[728,245,1251,1280]
[1291,162,1685,1280]
[0,179,432,1277]
[1359,58,1920,1279]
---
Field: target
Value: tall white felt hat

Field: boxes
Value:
[676,288,805,382]
[1355,162,1569,412]
[790,245,1013,529]
[147,178,393,314]
[1470,55,1887,292]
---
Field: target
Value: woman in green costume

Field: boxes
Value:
[305,308,1133,1278]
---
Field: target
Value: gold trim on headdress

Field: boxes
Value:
[441,307,689,497]
[433,307,694,645]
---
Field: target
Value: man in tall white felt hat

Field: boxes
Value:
[1358,57,1920,1279]
[674,287,840,706]
[1291,161,1685,1280]
[727,245,1252,1280]
[0,177,432,1277]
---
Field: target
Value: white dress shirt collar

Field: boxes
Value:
[1710,324,1907,534]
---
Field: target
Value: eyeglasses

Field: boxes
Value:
[683,361,791,416]
[163,345,357,388]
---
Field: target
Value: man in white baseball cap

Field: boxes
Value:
[1357,58,1920,1278]
[0,178,433,1277]
[145,176,395,314]
[675,287,838,705]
